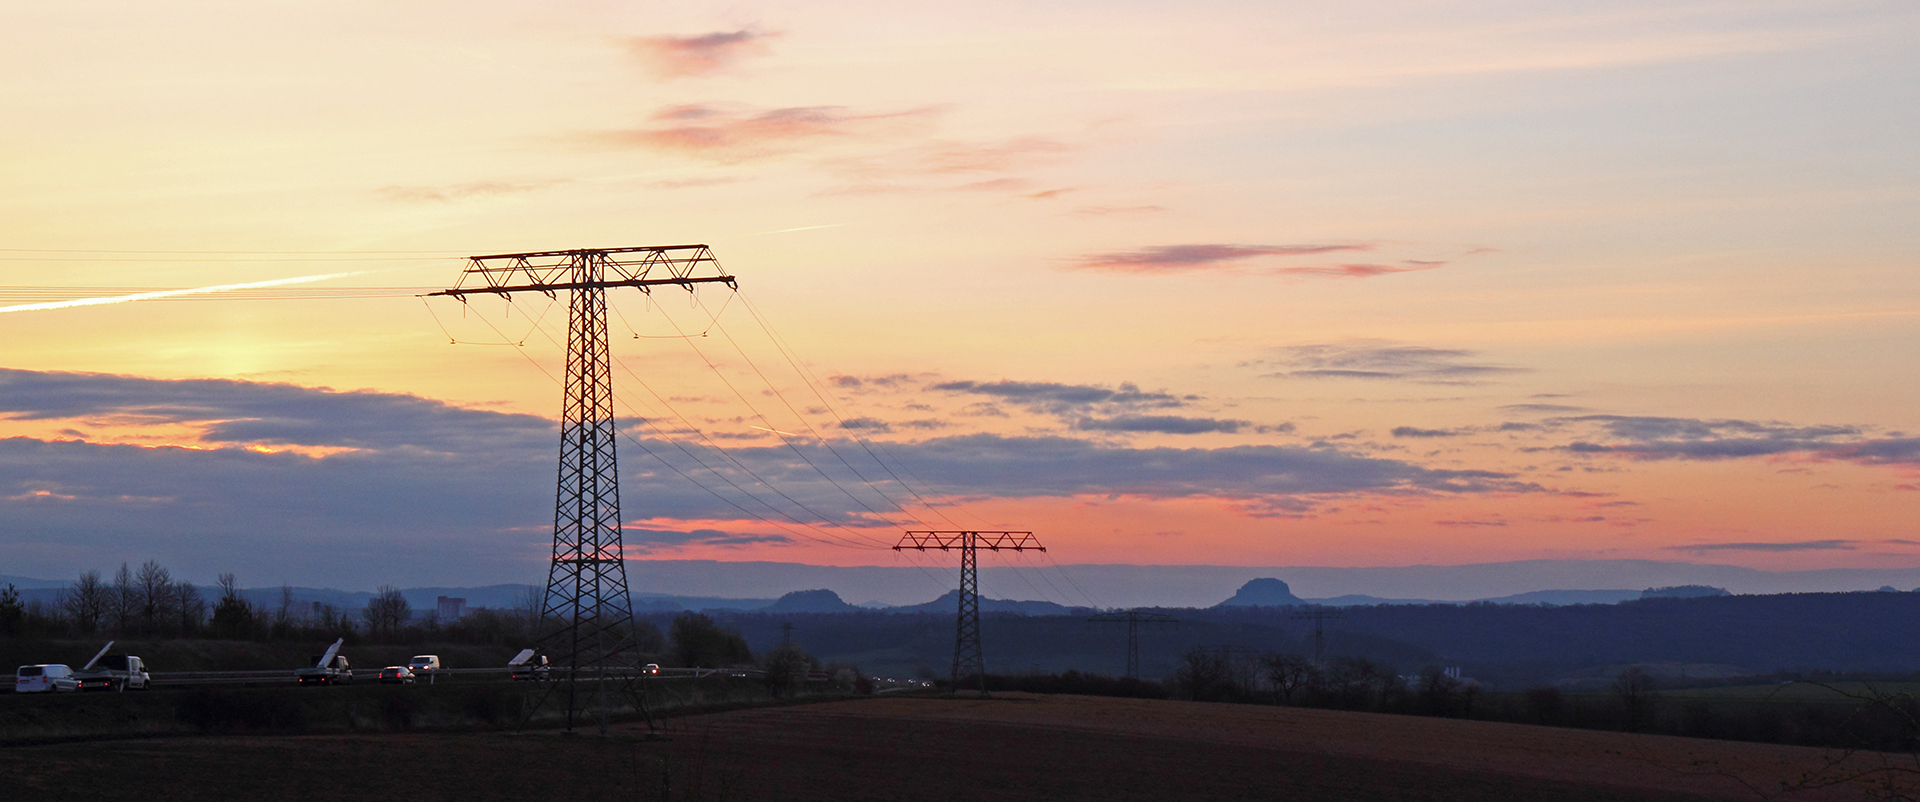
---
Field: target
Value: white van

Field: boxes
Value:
[15,664,79,693]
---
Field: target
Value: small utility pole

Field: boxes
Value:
[1291,606,1346,663]
[1087,610,1178,680]
[893,530,1044,697]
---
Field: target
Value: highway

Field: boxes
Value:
[3,665,765,692]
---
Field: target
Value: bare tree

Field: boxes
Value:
[1612,667,1659,732]
[361,586,411,641]
[1177,647,1235,702]
[517,584,544,629]
[1262,652,1318,704]
[134,560,174,633]
[172,579,205,635]
[1417,665,1462,716]
[275,584,296,635]
[62,569,109,635]
[111,563,137,634]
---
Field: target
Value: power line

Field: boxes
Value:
[502,298,897,552]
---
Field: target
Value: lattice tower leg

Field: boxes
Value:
[952,534,986,696]
[534,252,640,734]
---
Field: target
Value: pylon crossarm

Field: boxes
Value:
[427,245,735,298]
[893,530,1043,551]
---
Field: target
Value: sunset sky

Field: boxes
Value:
[2,1,1917,592]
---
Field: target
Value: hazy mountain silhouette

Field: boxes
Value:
[1214,578,1305,607]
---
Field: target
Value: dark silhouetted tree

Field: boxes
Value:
[210,573,258,639]
[61,570,109,635]
[0,584,23,636]
[1262,652,1318,704]
[1613,667,1659,732]
[669,612,752,668]
[362,586,411,641]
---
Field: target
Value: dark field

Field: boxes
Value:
[2,693,1909,801]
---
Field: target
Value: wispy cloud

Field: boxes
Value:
[1392,426,1469,438]
[373,180,564,203]
[586,104,937,161]
[623,527,791,551]
[929,379,1187,415]
[1559,415,1867,460]
[1270,262,1444,279]
[1076,244,1372,274]
[1074,415,1248,435]
[1667,539,1860,552]
[624,30,779,78]
[1256,342,1526,385]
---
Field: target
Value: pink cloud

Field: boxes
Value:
[625,30,779,78]
[1270,262,1445,278]
[589,104,938,161]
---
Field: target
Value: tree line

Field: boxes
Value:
[0,563,863,690]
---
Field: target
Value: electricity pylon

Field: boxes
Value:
[893,530,1044,697]
[1291,606,1347,663]
[430,246,735,733]
[1087,610,1177,679]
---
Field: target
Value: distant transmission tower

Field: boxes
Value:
[1087,610,1177,679]
[1292,606,1346,662]
[431,246,735,734]
[894,530,1044,697]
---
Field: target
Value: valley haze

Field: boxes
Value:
[9,558,1919,610]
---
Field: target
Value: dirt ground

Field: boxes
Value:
[2,693,1912,801]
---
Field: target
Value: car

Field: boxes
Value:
[407,655,441,674]
[643,663,660,676]
[377,666,415,685]
[15,664,79,693]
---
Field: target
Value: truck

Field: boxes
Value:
[507,648,549,681]
[73,641,151,692]
[294,638,354,686]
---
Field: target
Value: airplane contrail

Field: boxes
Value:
[0,270,372,314]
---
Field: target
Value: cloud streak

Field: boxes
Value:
[1073,415,1248,435]
[1076,244,1372,274]
[1257,342,1526,385]
[589,104,937,161]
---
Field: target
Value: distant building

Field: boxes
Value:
[437,596,467,621]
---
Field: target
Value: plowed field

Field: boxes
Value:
[3,693,1910,801]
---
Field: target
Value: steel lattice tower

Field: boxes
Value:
[1087,610,1177,679]
[431,246,735,733]
[894,530,1044,697]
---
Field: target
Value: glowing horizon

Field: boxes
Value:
[1,1,1916,589]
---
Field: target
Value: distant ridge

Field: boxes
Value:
[888,590,1079,616]
[763,589,858,614]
